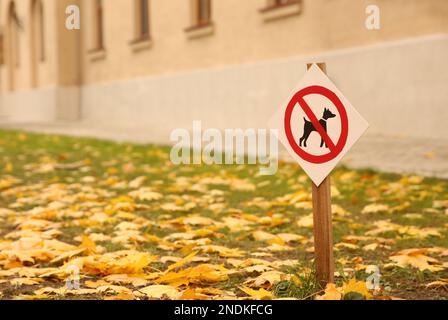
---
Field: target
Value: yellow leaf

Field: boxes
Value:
[426,279,448,288]
[316,283,342,300]
[277,233,305,243]
[128,176,147,189]
[342,278,372,299]
[362,204,389,214]
[239,286,272,300]
[157,264,229,286]
[128,187,162,201]
[297,214,313,228]
[10,278,44,286]
[180,288,210,300]
[84,280,110,288]
[183,216,215,226]
[244,271,287,288]
[104,251,156,275]
[96,285,132,295]
[252,231,284,245]
[4,162,13,173]
[166,251,198,272]
[262,243,293,252]
[390,249,443,272]
[104,293,136,300]
[104,274,148,287]
[78,235,97,254]
[200,245,244,258]
[335,242,359,250]
[363,243,379,251]
[244,265,273,273]
[137,285,180,299]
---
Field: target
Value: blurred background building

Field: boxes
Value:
[0,0,447,143]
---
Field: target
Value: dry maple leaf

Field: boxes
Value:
[104,293,137,300]
[42,250,157,278]
[183,216,215,226]
[335,242,359,250]
[128,187,162,201]
[50,248,86,264]
[157,264,229,287]
[84,279,110,289]
[128,176,147,189]
[425,278,448,288]
[34,287,97,296]
[261,243,293,252]
[277,233,305,243]
[361,204,389,214]
[136,285,180,299]
[366,220,440,239]
[78,235,98,255]
[10,277,44,286]
[227,258,272,268]
[199,245,244,258]
[332,204,350,216]
[166,251,198,272]
[180,288,206,300]
[96,285,132,295]
[342,278,372,299]
[219,217,253,232]
[238,286,273,300]
[315,283,342,300]
[244,271,288,289]
[252,231,284,245]
[104,274,148,287]
[296,214,313,228]
[390,248,443,272]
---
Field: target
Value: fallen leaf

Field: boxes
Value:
[315,283,342,300]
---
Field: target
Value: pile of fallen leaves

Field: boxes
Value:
[0,130,447,300]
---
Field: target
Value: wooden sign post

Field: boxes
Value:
[312,175,334,286]
[268,62,369,287]
[306,63,334,287]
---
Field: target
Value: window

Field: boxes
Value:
[272,0,298,6]
[0,33,4,65]
[260,0,302,20]
[196,0,212,27]
[94,0,104,50]
[136,0,150,40]
[31,0,45,62]
[7,1,20,90]
[7,1,20,68]
[185,0,214,38]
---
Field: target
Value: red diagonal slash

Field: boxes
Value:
[284,85,349,164]
[297,96,336,151]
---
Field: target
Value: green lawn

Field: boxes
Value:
[0,129,447,300]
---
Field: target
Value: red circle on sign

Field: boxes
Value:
[284,85,349,164]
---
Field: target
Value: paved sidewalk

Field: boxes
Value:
[0,121,447,179]
[337,134,448,179]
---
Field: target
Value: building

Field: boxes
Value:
[0,0,447,142]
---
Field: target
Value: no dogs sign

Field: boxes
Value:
[269,64,369,186]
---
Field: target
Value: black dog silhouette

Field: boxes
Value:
[299,108,336,148]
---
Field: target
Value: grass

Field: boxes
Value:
[273,270,322,300]
[0,129,448,300]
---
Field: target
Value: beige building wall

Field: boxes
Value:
[0,0,81,121]
[80,0,448,84]
[80,34,448,140]
[0,0,447,140]
[1,0,447,89]
[0,0,58,91]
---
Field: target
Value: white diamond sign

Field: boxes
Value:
[269,64,369,186]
